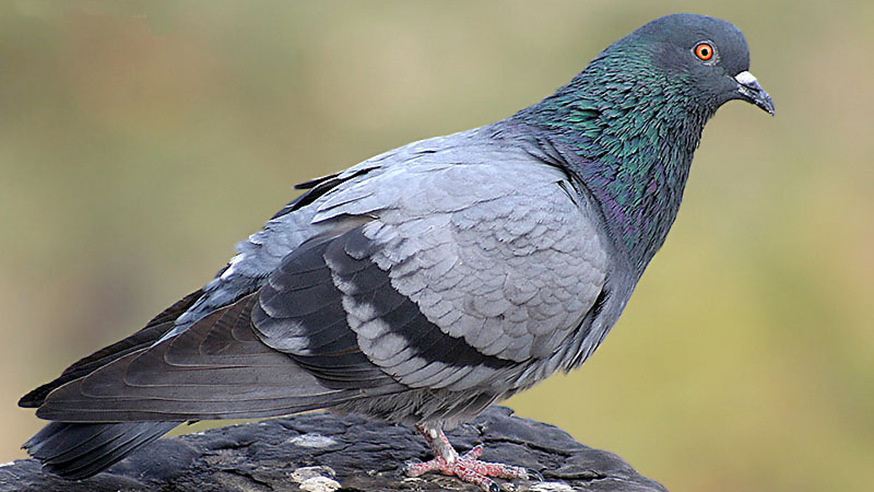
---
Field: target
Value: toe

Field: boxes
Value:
[526,468,545,481]
[462,444,485,460]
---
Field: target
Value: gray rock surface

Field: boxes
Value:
[0,407,667,492]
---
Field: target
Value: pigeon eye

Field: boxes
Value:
[694,42,715,61]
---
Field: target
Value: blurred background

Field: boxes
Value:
[0,1,871,491]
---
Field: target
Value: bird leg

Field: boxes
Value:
[405,423,537,492]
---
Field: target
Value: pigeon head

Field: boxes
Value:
[607,13,774,115]
[516,14,773,274]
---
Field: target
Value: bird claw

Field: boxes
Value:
[410,425,538,491]
[401,460,423,476]
[405,448,532,491]
[526,468,545,481]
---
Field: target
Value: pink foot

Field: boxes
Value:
[405,425,541,492]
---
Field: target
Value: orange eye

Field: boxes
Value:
[694,42,715,61]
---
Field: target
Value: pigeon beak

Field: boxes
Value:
[734,71,775,115]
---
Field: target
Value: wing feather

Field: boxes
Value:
[35,295,365,422]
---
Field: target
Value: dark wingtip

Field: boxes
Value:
[18,394,38,408]
[19,385,52,408]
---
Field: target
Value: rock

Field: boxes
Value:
[0,407,667,492]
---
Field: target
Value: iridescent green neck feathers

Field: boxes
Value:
[516,47,714,275]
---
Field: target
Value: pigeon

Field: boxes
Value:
[20,13,773,492]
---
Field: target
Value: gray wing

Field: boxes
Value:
[255,136,612,394]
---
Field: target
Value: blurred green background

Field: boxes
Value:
[1,1,871,491]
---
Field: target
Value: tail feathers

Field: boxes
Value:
[23,421,180,480]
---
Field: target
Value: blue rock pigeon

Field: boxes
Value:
[20,13,773,492]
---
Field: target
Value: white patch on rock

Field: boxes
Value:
[288,433,338,448]
[291,465,336,481]
[299,476,341,492]
[530,482,574,492]
[291,466,340,492]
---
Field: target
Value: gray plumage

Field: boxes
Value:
[20,13,774,484]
